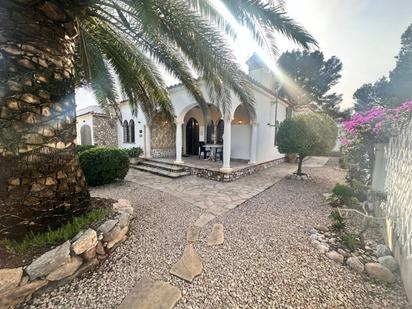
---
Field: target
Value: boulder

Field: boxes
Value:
[365,263,395,283]
[0,280,47,309]
[316,244,329,254]
[378,256,398,273]
[117,213,130,228]
[82,246,97,262]
[46,256,83,281]
[347,257,364,273]
[337,248,350,258]
[375,244,391,257]
[71,228,97,255]
[26,241,71,280]
[96,241,105,256]
[326,251,344,264]
[0,267,23,293]
[97,219,118,235]
[315,224,328,232]
[106,226,129,249]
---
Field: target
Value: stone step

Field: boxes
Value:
[207,224,224,246]
[138,160,186,172]
[170,244,203,283]
[131,165,190,179]
[118,277,181,309]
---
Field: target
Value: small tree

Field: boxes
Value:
[277,113,337,175]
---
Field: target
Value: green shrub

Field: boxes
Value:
[332,183,354,199]
[0,208,109,253]
[76,144,96,153]
[80,147,129,186]
[328,210,346,233]
[126,147,143,158]
[277,113,338,175]
[342,233,360,251]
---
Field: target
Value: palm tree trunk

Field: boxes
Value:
[0,2,89,239]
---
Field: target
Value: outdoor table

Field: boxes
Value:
[204,144,223,161]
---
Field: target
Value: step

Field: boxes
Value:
[138,160,186,172]
[131,165,190,178]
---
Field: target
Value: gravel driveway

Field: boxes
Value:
[26,163,410,308]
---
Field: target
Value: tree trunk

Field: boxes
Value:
[297,155,304,175]
[0,2,90,239]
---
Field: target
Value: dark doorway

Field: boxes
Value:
[217,119,224,144]
[186,117,199,155]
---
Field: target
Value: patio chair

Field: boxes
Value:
[198,142,210,159]
[216,147,223,161]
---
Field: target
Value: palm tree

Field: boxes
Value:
[0,0,317,238]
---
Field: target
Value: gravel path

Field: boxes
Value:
[26,164,410,308]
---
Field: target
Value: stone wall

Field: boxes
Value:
[93,114,118,147]
[187,157,285,182]
[371,120,412,302]
[0,199,133,308]
[151,114,175,157]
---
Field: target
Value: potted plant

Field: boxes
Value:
[127,147,143,164]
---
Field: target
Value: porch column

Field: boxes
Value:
[175,120,184,164]
[220,117,232,173]
[249,122,258,164]
[145,125,152,158]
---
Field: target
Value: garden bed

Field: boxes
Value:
[0,197,113,269]
[0,198,134,309]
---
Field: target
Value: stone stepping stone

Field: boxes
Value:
[194,213,215,227]
[186,226,200,243]
[207,224,224,246]
[118,277,181,309]
[170,244,203,282]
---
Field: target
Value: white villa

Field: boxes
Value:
[76,55,294,180]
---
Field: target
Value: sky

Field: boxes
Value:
[76,0,412,111]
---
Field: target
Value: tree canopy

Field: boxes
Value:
[353,23,412,112]
[277,113,337,174]
[276,50,345,118]
[72,0,318,121]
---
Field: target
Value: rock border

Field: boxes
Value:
[308,226,398,283]
[0,199,134,309]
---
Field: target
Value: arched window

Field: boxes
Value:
[129,120,135,143]
[206,120,214,144]
[123,120,129,143]
[217,119,224,144]
[80,125,92,145]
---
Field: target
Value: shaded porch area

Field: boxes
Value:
[154,156,251,172]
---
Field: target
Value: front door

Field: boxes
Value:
[186,118,199,155]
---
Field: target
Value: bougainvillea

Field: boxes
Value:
[341,100,412,145]
[340,100,412,190]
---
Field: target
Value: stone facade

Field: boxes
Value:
[93,114,117,147]
[187,157,285,182]
[150,114,175,158]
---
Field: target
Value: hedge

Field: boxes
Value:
[76,144,96,153]
[79,147,129,186]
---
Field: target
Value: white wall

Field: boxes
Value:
[76,114,93,145]
[254,89,288,163]
[117,103,146,149]
[116,79,290,164]
[231,125,251,160]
